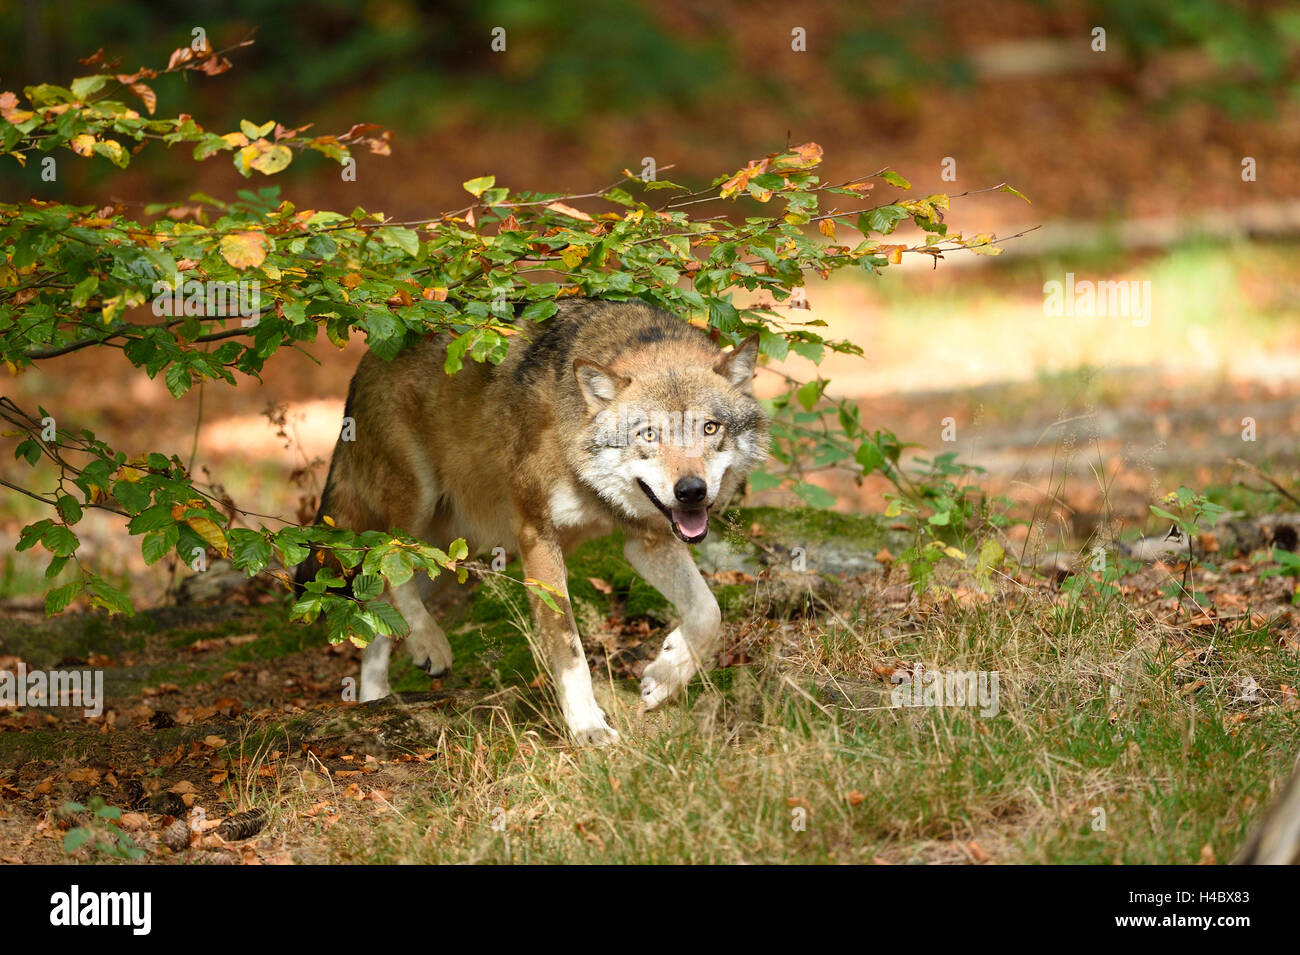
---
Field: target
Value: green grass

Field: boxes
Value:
[310,548,1299,864]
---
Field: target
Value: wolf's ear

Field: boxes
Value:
[714,333,761,393]
[573,359,630,412]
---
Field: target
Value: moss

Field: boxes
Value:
[722,505,894,547]
[0,611,148,668]
[713,583,754,618]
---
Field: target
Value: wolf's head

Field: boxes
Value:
[572,334,769,543]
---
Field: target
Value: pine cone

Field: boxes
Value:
[217,808,267,841]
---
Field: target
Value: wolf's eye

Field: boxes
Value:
[702,421,720,436]
[638,427,657,443]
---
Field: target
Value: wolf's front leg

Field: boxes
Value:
[623,534,722,709]
[518,526,619,746]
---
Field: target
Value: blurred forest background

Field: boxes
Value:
[5,0,1300,868]
[2,0,1300,604]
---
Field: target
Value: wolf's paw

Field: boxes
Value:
[640,637,698,710]
[359,675,390,703]
[564,703,620,747]
[572,721,620,747]
[405,627,454,677]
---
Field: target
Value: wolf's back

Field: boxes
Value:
[292,299,721,592]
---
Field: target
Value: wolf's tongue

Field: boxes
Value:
[671,508,709,539]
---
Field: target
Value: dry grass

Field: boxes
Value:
[232,567,1300,865]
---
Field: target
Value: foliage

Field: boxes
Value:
[1149,485,1228,604]
[0,42,1021,641]
[60,797,146,860]
[1253,548,1300,605]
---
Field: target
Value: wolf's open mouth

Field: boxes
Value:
[637,479,709,544]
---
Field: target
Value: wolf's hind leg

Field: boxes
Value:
[388,577,454,677]
[623,534,722,709]
[358,578,454,701]
[360,635,392,702]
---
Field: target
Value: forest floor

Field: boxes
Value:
[2,493,1299,864]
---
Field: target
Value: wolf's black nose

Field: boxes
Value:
[674,476,707,505]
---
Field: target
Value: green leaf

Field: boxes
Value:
[141,525,179,565]
[70,75,111,99]
[63,828,92,853]
[793,481,836,508]
[999,183,1031,204]
[526,580,563,614]
[56,494,82,525]
[71,274,99,307]
[45,581,80,615]
[379,548,415,588]
[790,340,824,364]
[229,529,272,574]
[112,479,152,513]
[861,205,910,235]
[520,300,557,321]
[360,599,410,638]
[795,380,822,411]
[86,574,133,615]
[462,176,496,197]
[758,330,789,361]
[351,573,384,601]
[855,441,885,473]
[128,504,175,534]
[377,226,419,257]
[164,362,192,398]
[746,470,782,492]
[43,524,79,557]
[14,438,41,467]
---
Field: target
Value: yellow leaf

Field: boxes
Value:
[248,141,292,175]
[101,295,123,324]
[545,201,593,222]
[559,244,588,269]
[967,234,1002,256]
[186,516,229,558]
[70,134,96,157]
[220,232,269,270]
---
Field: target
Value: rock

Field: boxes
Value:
[759,572,840,617]
[172,559,256,605]
[694,534,763,576]
[1125,524,1191,562]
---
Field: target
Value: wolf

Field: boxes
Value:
[298,299,768,745]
